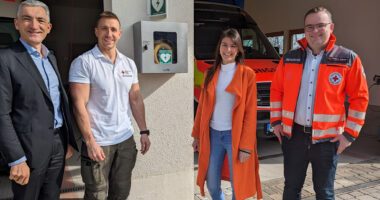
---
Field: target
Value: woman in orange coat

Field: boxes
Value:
[192,28,262,200]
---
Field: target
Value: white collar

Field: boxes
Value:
[221,62,236,71]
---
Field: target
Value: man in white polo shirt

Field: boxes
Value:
[69,11,150,199]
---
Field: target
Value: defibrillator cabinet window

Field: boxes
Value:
[154,31,177,64]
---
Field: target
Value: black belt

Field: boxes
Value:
[293,123,312,134]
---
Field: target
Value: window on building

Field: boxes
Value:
[266,31,284,55]
[289,29,305,50]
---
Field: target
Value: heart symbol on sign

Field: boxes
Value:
[160,53,171,63]
[152,0,164,12]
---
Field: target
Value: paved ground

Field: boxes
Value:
[194,105,380,200]
[194,158,380,200]
[194,151,380,200]
[263,159,380,200]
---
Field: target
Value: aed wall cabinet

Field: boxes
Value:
[133,21,188,73]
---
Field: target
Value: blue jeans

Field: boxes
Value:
[282,127,339,200]
[206,128,235,200]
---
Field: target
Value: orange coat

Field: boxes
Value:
[192,64,262,200]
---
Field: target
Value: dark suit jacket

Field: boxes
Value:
[0,41,80,170]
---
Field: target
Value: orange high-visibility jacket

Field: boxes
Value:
[270,34,369,142]
[192,64,262,200]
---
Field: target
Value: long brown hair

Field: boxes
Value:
[203,28,244,89]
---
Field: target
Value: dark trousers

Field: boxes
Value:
[81,136,137,200]
[12,132,65,200]
[282,124,339,200]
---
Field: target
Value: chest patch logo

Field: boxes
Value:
[329,72,342,85]
[120,70,132,77]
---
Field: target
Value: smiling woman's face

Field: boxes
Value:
[219,37,238,65]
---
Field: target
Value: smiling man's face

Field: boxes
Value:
[304,11,334,53]
[14,5,51,49]
[95,18,121,52]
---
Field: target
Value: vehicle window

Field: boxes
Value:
[0,17,19,48]
[241,28,273,59]
[194,23,278,60]
[194,2,280,60]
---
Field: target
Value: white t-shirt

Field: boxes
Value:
[69,45,138,146]
[210,62,236,131]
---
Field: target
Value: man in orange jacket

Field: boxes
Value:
[270,6,369,200]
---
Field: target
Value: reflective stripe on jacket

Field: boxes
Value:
[270,34,369,142]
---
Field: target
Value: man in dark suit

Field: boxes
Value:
[0,1,79,199]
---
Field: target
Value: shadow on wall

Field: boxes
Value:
[137,73,175,98]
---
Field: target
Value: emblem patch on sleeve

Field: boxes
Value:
[329,72,343,85]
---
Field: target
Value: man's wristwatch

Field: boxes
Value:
[140,130,150,136]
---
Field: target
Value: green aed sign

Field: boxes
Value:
[149,0,166,17]
[158,49,172,64]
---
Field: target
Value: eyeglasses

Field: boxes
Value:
[304,23,331,32]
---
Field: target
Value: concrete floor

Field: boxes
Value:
[194,135,380,200]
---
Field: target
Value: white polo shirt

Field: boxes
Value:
[69,45,138,146]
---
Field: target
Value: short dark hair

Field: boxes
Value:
[96,11,121,27]
[304,6,333,23]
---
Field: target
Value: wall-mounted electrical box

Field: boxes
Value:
[133,21,188,73]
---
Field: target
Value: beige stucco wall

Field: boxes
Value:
[104,0,194,199]
[245,0,380,106]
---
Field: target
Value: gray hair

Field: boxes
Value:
[16,0,50,22]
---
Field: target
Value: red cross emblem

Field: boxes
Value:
[329,72,342,85]
[332,75,339,82]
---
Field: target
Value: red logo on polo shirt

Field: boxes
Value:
[120,70,132,77]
